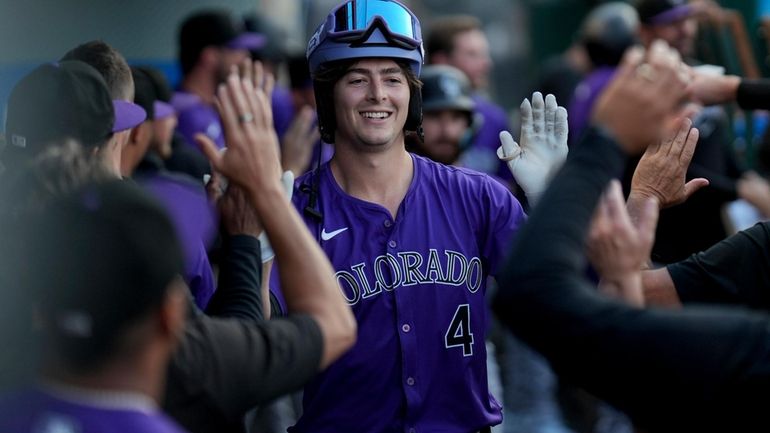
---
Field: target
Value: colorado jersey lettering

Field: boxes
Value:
[275,154,525,433]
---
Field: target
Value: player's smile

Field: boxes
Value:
[333,58,410,150]
[359,111,393,120]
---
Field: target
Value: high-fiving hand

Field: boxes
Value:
[497,92,568,205]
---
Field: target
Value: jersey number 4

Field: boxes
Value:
[444,304,474,356]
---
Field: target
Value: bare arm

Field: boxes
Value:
[641,267,682,307]
[197,61,356,369]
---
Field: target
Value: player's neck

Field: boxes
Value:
[330,143,413,218]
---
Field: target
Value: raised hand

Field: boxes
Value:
[592,41,692,155]
[497,92,568,203]
[587,180,659,307]
[629,117,709,211]
[195,64,283,197]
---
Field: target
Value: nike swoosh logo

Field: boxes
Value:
[321,227,348,241]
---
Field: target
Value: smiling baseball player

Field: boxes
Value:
[273,1,567,431]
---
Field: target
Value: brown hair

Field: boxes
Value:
[312,59,423,143]
[426,15,483,61]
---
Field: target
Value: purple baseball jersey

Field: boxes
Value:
[172,87,298,151]
[568,66,616,146]
[135,173,218,309]
[284,153,526,433]
[462,95,513,183]
[0,387,187,433]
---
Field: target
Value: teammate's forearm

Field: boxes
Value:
[247,187,356,368]
[641,268,681,307]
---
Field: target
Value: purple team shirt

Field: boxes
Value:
[135,174,218,309]
[461,95,513,184]
[568,67,616,145]
[172,86,297,151]
[285,154,526,433]
[0,387,187,433]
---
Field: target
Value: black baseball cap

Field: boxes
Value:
[420,65,475,114]
[179,9,266,72]
[133,66,176,120]
[131,67,156,120]
[635,0,695,25]
[24,179,184,367]
[3,61,146,162]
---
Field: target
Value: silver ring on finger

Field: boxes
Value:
[635,63,657,83]
[239,112,254,124]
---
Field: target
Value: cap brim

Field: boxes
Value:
[153,101,175,120]
[649,5,694,25]
[112,100,147,132]
[225,32,267,50]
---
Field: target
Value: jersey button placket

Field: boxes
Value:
[401,324,411,333]
[388,240,397,248]
[406,377,415,386]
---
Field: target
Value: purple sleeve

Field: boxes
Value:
[568,67,616,146]
[176,104,225,150]
[468,96,513,182]
[272,86,296,139]
[187,241,217,310]
[480,175,527,275]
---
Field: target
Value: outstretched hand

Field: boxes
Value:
[592,41,692,155]
[630,117,708,210]
[497,92,568,203]
[587,180,659,307]
[195,59,283,197]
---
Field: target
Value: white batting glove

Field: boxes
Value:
[258,170,295,263]
[497,92,568,206]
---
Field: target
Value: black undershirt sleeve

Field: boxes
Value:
[669,222,770,309]
[736,79,770,111]
[205,235,264,321]
[493,127,770,431]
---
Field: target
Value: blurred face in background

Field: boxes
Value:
[641,16,697,58]
[421,109,470,165]
[448,29,491,90]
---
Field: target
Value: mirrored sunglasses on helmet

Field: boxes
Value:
[320,0,421,50]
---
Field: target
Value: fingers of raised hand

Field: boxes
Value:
[554,106,568,145]
[604,180,632,227]
[195,132,223,171]
[673,116,693,148]
[216,82,244,144]
[679,126,698,164]
[544,93,557,137]
[497,130,521,161]
[519,97,533,137]
[531,92,545,135]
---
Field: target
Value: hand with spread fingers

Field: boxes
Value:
[587,180,659,307]
[629,117,709,215]
[592,41,692,155]
[497,92,568,205]
[195,66,283,198]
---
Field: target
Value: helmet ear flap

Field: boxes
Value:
[313,81,336,143]
[405,86,422,134]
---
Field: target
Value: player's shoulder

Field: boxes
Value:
[413,154,508,194]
